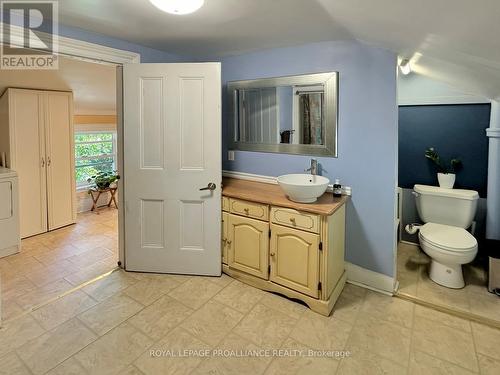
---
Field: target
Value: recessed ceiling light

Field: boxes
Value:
[149,0,205,15]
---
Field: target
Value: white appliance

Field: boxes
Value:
[0,88,76,238]
[410,184,479,288]
[0,167,20,258]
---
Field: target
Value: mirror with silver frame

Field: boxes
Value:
[228,72,338,157]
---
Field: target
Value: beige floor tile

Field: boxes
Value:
[64,259,117,286]
[259,292,307,320]
[74,322,152,374]
[1,299,24,321]
[0,314,45,358]
[337,348,406,375]
[67,246,115,269]
[330,292,364,324]
[342,283,368,299]
[45,357,87,375]
[128,295,194,341]
[409,350,476,375]
[0,352,31,375]
[264,337,339,375]
[134,327,210,375]
[30,290,98,330]
[24,259,81,286]
[468,292,500,322]
[213,280,265,313]
[16,318,97,375]
[346,313,411,366]
[478,354,500,375]
[414,304,471,332]
[168,277,223,310]
[290,309,352,351]
[121,365,146,375]
[181,300,243,346]
[1,275,37,301]
[124,274,180,306]
[15,278,75,311]
[194,332,272,375]
[81,270,139,302]
[78,293,144,335]
[234,303,297,349]
[412,316,478,372]
[360,291,414,328]
[471,322,500,358]
[199,273,234,288]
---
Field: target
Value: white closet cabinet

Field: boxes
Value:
[0,88,76,238]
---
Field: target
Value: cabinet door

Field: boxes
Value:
[222,211,228,264]
[270,224,320,298]
[10,90,48,238]
[45,92,76,230]
[227,214,269,279]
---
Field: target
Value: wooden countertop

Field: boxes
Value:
[222,177,348,216]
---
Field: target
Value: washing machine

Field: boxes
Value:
[0,167,20,258]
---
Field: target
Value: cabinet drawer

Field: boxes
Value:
[229,198,269,221]
[270,207,320,234]
[222,196,230,212]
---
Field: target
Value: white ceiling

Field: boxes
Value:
[0,56,116,114]
[57,0,500,100]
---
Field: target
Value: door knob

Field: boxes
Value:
[199,182,216,191]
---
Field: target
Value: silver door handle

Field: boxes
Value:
[199,182,216,191]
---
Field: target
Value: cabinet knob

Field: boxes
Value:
[270,252,275,257]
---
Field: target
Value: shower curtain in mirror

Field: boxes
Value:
[300,93,323,145]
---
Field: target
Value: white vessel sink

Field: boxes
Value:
[277,174,330,203]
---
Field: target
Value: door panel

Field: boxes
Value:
[270,224,320,298]
[45,92,75,230]
[227,214,269,279]
[11,90,47,238]
[124,63,221,275]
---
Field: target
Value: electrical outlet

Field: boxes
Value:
[228,150,235,161]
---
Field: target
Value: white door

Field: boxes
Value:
[123,63,221,275]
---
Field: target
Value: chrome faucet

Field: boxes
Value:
[305,159,318,175]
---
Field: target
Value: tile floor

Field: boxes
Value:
[397,242,500,323]
[1,266,500,374]
[0,208,118,321]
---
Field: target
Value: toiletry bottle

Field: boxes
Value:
[333,178,342,197]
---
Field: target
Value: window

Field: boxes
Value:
[75,132,117,187]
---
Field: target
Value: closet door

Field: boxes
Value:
[45,92,76,230]
[10,90,48,238]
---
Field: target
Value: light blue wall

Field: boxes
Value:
[220,41,398,277]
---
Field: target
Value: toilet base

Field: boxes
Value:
[429,260,465,289]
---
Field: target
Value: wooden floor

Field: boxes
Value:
[0,208,118,321]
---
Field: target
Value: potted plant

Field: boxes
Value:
[87,171,120,191]
[424,147,462,188]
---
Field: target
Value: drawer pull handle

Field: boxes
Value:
[244,208,249,214]
[226,240,232,245]
[289,217,296,224]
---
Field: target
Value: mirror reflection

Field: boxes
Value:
[234,85,325,146]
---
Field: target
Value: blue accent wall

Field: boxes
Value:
[398,104,490,197]
[220,41,398,277]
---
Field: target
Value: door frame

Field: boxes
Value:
[1,22,141,268]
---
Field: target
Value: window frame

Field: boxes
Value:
[74,130,117,190]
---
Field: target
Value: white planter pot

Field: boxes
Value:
[437,173,455,188]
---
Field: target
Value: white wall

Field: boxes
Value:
[398,74,489,105]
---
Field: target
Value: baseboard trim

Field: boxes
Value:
[346,262,395,295]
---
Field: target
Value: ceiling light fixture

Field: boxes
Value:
[399,58,412,75]
[149,0,205,15]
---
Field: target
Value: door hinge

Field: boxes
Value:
[319,242,323,251]
[269,229,271,238]
[318,282,322,291]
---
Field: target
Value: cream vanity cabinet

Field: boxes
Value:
[221,178,347,316]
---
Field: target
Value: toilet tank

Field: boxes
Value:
[414,184,479,228]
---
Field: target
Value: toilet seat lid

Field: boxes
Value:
[420,223,477,251]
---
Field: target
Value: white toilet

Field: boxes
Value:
[412,184,479,289]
